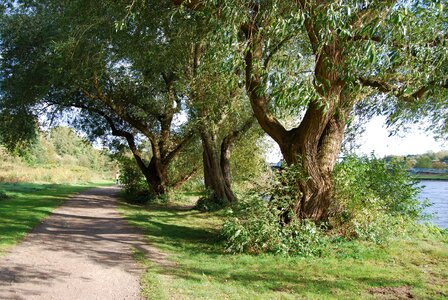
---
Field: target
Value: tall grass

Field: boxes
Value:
[0,147,113,184]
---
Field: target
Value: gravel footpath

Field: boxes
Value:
[0,186,153,300]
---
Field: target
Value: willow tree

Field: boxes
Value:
[177,0,447,221]
[0,0,196,194]
[193,56,254,203]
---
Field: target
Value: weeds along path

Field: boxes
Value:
[0,186,159,300]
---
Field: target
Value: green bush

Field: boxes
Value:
[118,158,153,203]
[222,194,327,256]
[332,155,427,243]
[222,164,327,256]
[194,190,228,212]
[222,156,428,255]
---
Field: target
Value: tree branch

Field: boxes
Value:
[243,21,289,145]
[358,77,442,102]
[102,114,150,174]
[86,78,158,143]
[67,99,150,172]
[263,35,294,69]
[170,167,198,189]
[163,130,195,165]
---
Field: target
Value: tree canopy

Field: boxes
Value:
[1,0,447,221]
[178,0,447,220]
[0,0,201,194]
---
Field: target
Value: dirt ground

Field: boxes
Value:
[0,186,158,300]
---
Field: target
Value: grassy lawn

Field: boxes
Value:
[121,200,448,300]
[0,182,107,255]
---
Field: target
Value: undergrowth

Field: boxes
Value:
[222,155,433,256]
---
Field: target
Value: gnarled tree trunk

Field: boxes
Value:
[278,102,348,221]
[242,12,351,222]
[200,118,254,204]
[201,131,236,203]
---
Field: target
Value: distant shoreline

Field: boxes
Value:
[414,176,448,181]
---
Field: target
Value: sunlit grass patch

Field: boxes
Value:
[121,197,448,299]
[0,182,100,254]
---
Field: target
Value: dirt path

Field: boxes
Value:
[0,186,155,300]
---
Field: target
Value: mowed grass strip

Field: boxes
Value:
[121,200,448,300]
[0,182,101,254]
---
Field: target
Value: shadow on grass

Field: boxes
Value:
[0,182,97,251]
[122,201,427,298]
[123,203,224,255]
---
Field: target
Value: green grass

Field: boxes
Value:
[121,200,448,300]
[414,174,448,181]
[0,182,105,255]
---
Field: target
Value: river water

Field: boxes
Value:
[419,180,448,229]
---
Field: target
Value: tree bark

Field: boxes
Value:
[201,131,236,203]
[200,117,254,204]
[285,107,348,221]
[145,156,168,195]
[242,7,352,222]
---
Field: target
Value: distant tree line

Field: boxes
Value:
[1,126,113,172]
[384,151,448,169]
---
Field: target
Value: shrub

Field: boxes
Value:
[222,164,327,256]
[118,158,153,203]
[193,187,232,212]
[331,155,427,242]
[222,194,327,256]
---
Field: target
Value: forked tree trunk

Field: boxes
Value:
[241,14,352,222]
[201,131,236,203]
[278,105,348,221]
[200,118,253,204]
[143,157,168,195]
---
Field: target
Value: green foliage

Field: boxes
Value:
[383,150,448,170]
[2,126,112,170]
[223,155,429,254]
[230,128,266,186]
[222,194,327,256]
[414,156,434,168]
[118,157,152,203]
[222,164,326,256]
[0,0,197,194]
[0,127,114,184]
[0,109,38,153]
[332,155,427,243]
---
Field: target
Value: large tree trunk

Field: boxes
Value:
[201,131,236,203]
[200,117,253,204]
[277,103,348,221]
[144,157,168,195]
